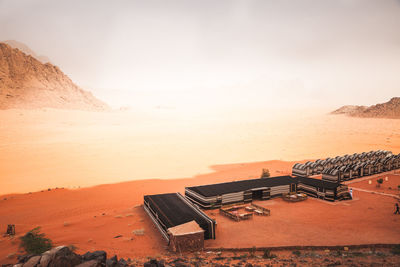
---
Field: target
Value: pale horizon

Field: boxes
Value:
[1,0,399,110]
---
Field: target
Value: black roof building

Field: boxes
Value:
[144,193,216,241]
[187,175,296,197]
[185,176,297,209]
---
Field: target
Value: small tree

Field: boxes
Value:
[20,227,52,254]
[376,178,383,188]
[261,168,270,178]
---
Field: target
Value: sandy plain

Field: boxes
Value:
[0,108,400,264]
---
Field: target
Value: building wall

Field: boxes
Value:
[168,232,204,252]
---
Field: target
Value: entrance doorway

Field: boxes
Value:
[252,190,263,200]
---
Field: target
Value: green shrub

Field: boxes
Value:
[19,227,52,254]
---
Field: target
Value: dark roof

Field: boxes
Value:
[186,176,296,197]
[144,193,213,229]
[297,176,340,189]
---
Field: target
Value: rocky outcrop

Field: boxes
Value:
[14,246,82,267]
[3,40,51,64]
[143,259,165,267]
[7,246,135,267]
[82,251,107,263]
[331,105,367,115]
[75,260,103,267]
[331,97,400,119]
[0,42,109,110]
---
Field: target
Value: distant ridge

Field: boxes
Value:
[331,97,400,119]
[0,42,109,110]
[3,40,51,63]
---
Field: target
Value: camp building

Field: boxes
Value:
[143,192,216,251]
[185,176,297,209]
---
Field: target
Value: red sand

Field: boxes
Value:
[1,161,400,264]
[347,173,400,196]
[0,160,291,263]
[206,190,400,248]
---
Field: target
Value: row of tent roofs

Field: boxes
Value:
[144,175,351,243]
[322,155,400,183]
[292,150,399,179]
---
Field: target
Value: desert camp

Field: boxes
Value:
[143,150,400,248]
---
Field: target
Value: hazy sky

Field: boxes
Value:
[1,0,399,109]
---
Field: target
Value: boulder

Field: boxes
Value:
[37,252,52,267]
[17,254,35,264]
[106,255,118,267]
[144,259,165,267]
[46,246,81,267]
[75,260,103,267]
[118,258,128,267]
[22,256,41,267]
[37,254,51,267]
[82,251,107,263]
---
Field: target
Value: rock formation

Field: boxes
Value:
[0,42,108,110]
[9,246,131,267]
[3,40,51,64]
[331,97,400,119]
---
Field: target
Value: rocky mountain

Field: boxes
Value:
[331,97,400,119]
[3,40,51,63]
[0,42,108,110]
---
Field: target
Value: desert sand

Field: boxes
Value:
[1,108,400,264]
[1,108,399,195]
[1,161,400,264]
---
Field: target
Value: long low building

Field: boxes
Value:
[143,193,216,241]
[185,175,351,208]
[297,176,350,201]
[185,176,297,209]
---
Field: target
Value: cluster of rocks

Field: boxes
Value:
[6,246,399,267]
[3,246,135,267]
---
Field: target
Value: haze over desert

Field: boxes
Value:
[1,0,400,266]
[1,108,399,195]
